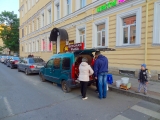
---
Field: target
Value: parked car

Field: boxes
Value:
[0,56,7,63]
[39,47,115,93]
[4,56,12,65]
[17,57,45,75]
[6,57,20,69]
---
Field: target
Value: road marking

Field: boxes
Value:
[131,105,160,119]
[112,115,131,120]
[4,97,14,116]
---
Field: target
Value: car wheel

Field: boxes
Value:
[10,65,13,69]
[61,80,71,93]
[18,67,21,72]
[25,69,29,75]
[39,73,46,82]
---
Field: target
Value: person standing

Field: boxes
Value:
[94,51,108,99]
[78,57,94,100]
[135,64,149,95]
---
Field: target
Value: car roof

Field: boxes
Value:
[50,53,74,59]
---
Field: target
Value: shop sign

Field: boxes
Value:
[69,40,74,45]
[64,43,84,52]
[96,0,126,13]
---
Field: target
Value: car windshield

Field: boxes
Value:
[29,58,44,63]
[13,57,20,60]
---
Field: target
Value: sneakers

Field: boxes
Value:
[82,97,88,100]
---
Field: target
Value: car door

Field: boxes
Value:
[18,60,24,70]
[44,59,54,81]
[52,58,61,83]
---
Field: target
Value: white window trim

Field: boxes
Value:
[36,17,39,30]
[64,0,72,16]
[47,6,52,25]
[153,1,160,44]
[76,25,86,48]
[92,18,109,48]
[54,1,61,21]
[116,7,142,47]
[41,12,45,28]
[32,20,34,32]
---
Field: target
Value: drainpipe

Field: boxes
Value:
[144,0,148,64]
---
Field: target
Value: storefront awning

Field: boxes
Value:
[49,28,69,41]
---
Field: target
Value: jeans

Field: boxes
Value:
[80,81,88,98]
[98,72,108,99]
[138,82,147,93]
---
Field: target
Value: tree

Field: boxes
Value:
[0,11,19,53]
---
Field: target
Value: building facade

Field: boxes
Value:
[19,0,160,80]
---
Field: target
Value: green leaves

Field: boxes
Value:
[0,11,19,52]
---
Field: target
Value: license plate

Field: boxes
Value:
[36,66,43,68]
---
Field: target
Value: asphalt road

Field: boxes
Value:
[0,63,160,120]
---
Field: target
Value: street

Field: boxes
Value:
[0,63,160,120]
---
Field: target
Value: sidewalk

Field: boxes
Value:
[109,75,160,104]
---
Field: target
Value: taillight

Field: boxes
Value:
[71,64,75,80]
[30,65,35,69]
[12,61,15,64]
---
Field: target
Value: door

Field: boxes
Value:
[60,40,66,53]
[52,58,61,83]
[44,59,54,81]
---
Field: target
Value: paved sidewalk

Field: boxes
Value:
[109,75,160,104]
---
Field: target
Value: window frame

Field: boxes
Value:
[116,7,142,47]
[92,18,109,48]
[56,4,60,20]
[46,59,54,68]
[153,1,160,44]
[76,25,86,48]
[62,58,71,70]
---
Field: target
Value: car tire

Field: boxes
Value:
[10,65,13,69]
[25,69,29,75]
[18,67,21,72]
[39,73,46,82]
[61,80,71,93]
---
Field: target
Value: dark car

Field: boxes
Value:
[17,57,45,75]
[7,57,20,69]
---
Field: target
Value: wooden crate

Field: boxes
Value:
[120,83,131,90]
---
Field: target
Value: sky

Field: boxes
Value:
[0,0,19,18]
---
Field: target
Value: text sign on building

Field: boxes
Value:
[96,0,126,13]
[64,43,84,52]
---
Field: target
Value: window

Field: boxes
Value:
[32,21,34,32]
[53,58,61,69]
[22,29,24,37]
[37,18,39,30]
[62,58,70,70]
[116,8,141,46]
[36,40,39,52]
[48,9,51,24]
[28,0,30,10]
[46,59,53,68]
[41,13,44,27]
[97,24,105,47]
[153,2,160,44]
[28,24,31,34]
[25,44,27,52]
[67,0,71,15]
[41,39,46,51]
[93,19,108,48]
[122,16,136,45]
[32,42,34,52]
[79,29,86,47]
[26,26,27,35]
[57,4,60,19]
[49,41,53,51]
[22,46,24,52]
[80,0,86,8]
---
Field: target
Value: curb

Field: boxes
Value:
[108,86,160,105]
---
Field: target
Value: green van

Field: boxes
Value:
[39,48,115,92]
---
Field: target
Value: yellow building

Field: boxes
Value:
[19,0,160,80]
[0,25,3,49]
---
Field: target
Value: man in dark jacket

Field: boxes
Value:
[94,51,108,99]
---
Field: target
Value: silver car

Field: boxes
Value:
[17,58,45,75]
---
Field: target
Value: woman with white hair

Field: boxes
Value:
[78,57,94,100]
